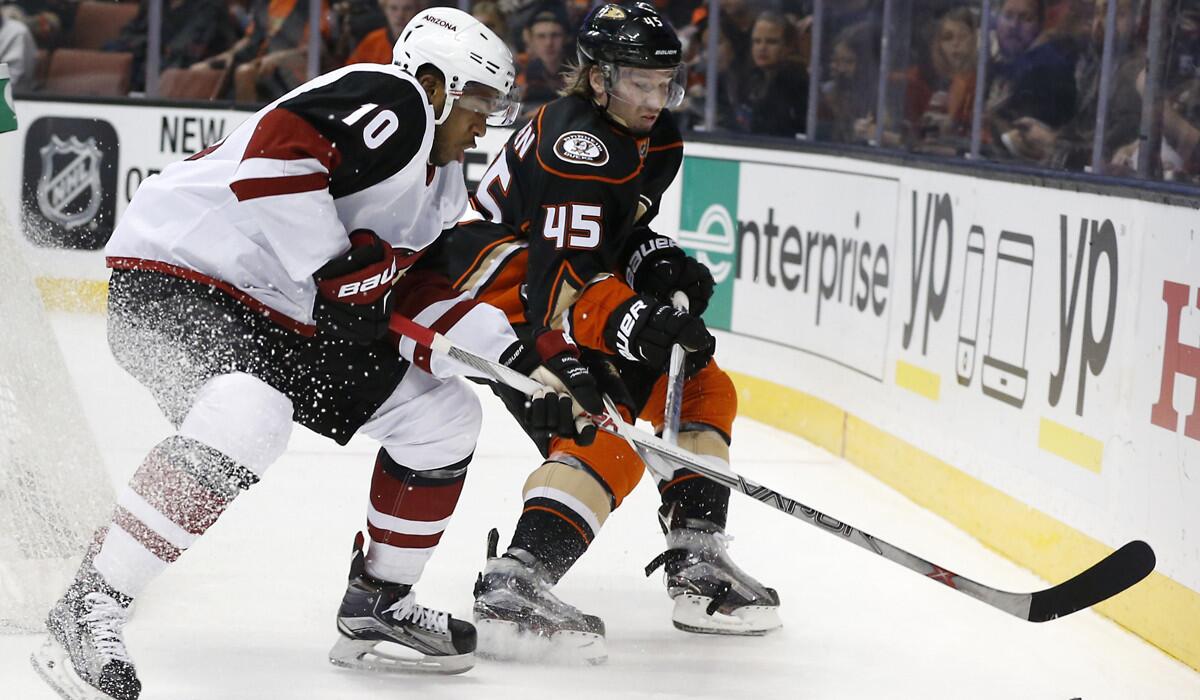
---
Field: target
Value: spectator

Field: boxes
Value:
[561,0,590,32]
[331,0,386,64]
[736,10,807,137]
[0,13,35,89]
[685,0,757,61]
[515,3,567,119]
[984,0,1077,146]
[472,1,510,47]
[1109,74,1200,180]
[496,0,539,53]
[192,0,331,103]
[904,7,978,151]
[345,0,424,65]
[818,21,878,143]
[1,0,74,50]
[106,0,238,92]
[1002,0,1138,169]
[679,23,741,131]
[817,0,880,63]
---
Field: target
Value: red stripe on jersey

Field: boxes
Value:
[113,507,183,563]
[430,299,478,336]
[186,141,222,161]
[230,171,329,202]
[366,525,443,550]
[389,270,480,371]
[106,257,317,336]
[241,107,342,171]
[408,299,476,372]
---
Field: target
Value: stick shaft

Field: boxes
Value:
[662,291,690,445]
[389,314,1155,621]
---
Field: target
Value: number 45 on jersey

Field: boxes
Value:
[541,203,603,250]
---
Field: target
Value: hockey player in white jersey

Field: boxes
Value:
[30,9,605,700]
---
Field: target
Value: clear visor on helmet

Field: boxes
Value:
[605,63,687,112]
[455,82,522,127]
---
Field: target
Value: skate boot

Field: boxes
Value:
[472,529,606,665]
[646,515,781,636]
[329,533,476,675]
[31,568,141,700]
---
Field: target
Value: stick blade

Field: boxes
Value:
[1026,540,1156,622]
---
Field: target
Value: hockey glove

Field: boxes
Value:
[626,236,715,316]
[313,230,400,343]
[500,331,604,446]
[604,295,715,376]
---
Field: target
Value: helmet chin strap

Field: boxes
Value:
[433,94,456,125]
[592,64,629,128]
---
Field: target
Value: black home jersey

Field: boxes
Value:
[468,94,683,333]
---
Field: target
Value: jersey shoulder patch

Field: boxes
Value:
[535,96,640,182]
[551,130,610,167]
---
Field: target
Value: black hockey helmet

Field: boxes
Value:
[576,2,682,70]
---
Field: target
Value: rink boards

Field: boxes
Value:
[0,97,1197,671]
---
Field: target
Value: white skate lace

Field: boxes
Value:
[384,592,450,634]
[80,592,133,664]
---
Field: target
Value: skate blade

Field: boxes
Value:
[328,635,474,675]
[671,594,782,636]
[30,636,114,700]
[476,618,607,666]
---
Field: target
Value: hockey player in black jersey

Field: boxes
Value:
[31,9,606,700]
[423,2,781,664]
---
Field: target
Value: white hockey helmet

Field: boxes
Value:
[393,7,520,126]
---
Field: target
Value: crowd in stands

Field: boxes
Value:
[2,0,1198,182]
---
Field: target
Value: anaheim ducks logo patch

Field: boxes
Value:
[596,5,626,20]
[553,131,609,167]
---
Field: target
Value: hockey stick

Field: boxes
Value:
[388,315,1157,622]
[661,291,689,445]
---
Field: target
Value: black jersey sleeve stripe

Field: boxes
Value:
[278,68,428,199]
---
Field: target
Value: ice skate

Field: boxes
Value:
[473,530,607,665]
[31,571,141,700]
[329,534,476,675]
[646,515,781,636]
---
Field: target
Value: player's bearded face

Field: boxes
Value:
[601,66,685,133]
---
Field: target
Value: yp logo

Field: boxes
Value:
[677,156,737,330]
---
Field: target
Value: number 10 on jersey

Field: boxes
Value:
[541,203,603,250]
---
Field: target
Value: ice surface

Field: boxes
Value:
[2,313,1197,699]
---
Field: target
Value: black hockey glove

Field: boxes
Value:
[500,331,604,446]
[625,236,715,316]
[312,230,400,343]
[604,295,715,376]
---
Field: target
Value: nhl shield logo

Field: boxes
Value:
[36,136,104,230]
[22,116,118,249]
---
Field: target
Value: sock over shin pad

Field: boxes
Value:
[658,427,731,529]
[509,458,614,581]
[363,448,470,584]
[92,436,259,597]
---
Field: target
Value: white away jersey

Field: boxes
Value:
[106,63,468,330]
